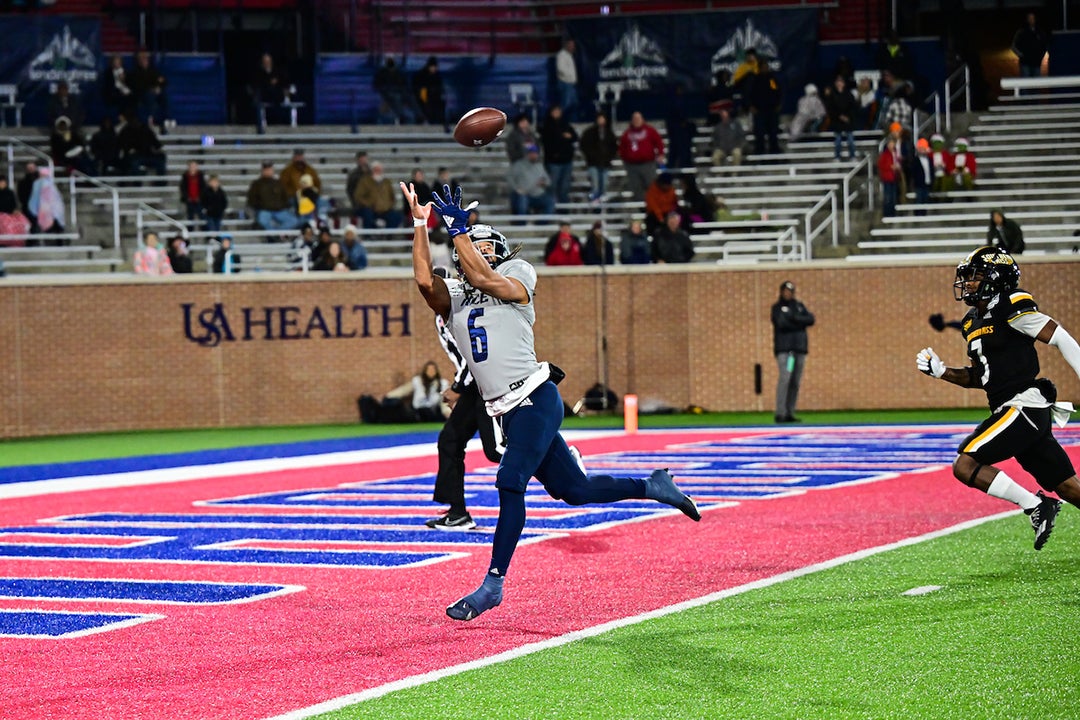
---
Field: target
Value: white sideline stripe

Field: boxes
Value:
[0,430,626,500]
[265,509,1017,720]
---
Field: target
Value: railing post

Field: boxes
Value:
[831,191,838,246]
[111,188,121,250]
[934,94,941,134]
[866,153,874,211]
[68,174,77,228]
[945,76,952,131]
[964,65,971,113]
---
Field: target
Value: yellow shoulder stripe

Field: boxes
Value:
[1010,292,1033,303]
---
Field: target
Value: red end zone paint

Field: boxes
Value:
[0,429,1069,720]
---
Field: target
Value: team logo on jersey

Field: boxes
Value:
[598,24,669,90]
[710,18,782,76]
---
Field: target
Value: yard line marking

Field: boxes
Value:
[902,585,944,596]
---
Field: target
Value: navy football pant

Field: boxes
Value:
[488,381,647,576]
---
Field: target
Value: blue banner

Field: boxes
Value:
[0,16,101,127]
[567,9,819,116]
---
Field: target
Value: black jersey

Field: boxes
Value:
[961,288,1041,409]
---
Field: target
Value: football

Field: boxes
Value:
[453,107,507,148]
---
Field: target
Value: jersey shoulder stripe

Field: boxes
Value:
[1005,289,1038,321]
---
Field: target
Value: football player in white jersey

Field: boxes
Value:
[402,181,700,621]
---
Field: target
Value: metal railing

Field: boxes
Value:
[68,172,123,250]
[841,153,872,236]
[944,64,972,132]
[803,190,838,259]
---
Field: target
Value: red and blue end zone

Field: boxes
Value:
[1,425,1077,719]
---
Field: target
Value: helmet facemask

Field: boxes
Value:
[953,246,1020,306]
[451,224,510,275]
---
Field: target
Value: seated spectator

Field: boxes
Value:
[788,83,825,142]
[46,81,86,132]
[28,167,66,242]
[544,220,584,265]
[49,116,92,175]
[246,161,300,231]
[117,113,166,175]
[167,235,193,274]
[581,220,614,266]
[353,161,402,229]
[341,225,368,270]
[373,57,418,124]
[279,148,321,199]
[290,224,318,268]
[508,144,554,217]
[296,173,323,225]
[212,235,240,273]
[202,174,228,234]
[987,210,1024,254]
[17,162,39,234]
[644,171,678,235]
[89,117,120,176]
[345,150,371,218]
[132,231,173,275]
[179,160,207,222]
[855,76,878,129]
[314,240,350,272]
[0,176,30,245]
[711,108,745,166]
[950,137,976,192]
[681,174,716,227]
[411,361,450,422]
[619,218,652,265]
[652,211,695,264]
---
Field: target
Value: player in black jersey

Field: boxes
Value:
[917,247,1080,549]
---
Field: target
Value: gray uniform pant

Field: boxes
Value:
[775,351,807,419]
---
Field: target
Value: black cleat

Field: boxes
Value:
[425,512,477,531]
[1025,492,1062,551]
[644,469,701,521]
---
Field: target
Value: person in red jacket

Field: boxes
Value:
[618,111,665,201]
[543,220,584,265]
[644,171,678,235]
[878,136,903,217]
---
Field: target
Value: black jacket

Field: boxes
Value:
[987,215,1025,254]
[772,299,815,354]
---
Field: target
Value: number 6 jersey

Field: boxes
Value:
[961,288,1043,409]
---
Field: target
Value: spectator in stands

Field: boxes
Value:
[680,174,716,228]
[345,150,371,218]
[117,113,166,175]
[539,104,578,205]
[17,162,39,234]
[296,173,323,225]
[202,174,228,234]
[748,59,782,156]
[911,137,933,213]
[832,56,856,89]
[825,75,858,161]
[554,38,579,121]
[49,116,91,176]
[987,210,1025,254]
[403,167,436,231]
[167,235,193,274]
[353,161,402,229]
[46,81,85,133]
[619,111,665,201]
[102,55,132,118]
[710,107,746,166]
[290,223,318,268]
[28,166,65,242]
[788,83,825,143]
[732,48,760,109]
[132,231,173,276]
[579,111,618,204]
[950,137,976,192]
[251,53,288,134]
[706,68,736,125]
[413,56,447,129]
[619,218,652,265]
[374,57,418,124]
[435,166,460,197]
[664,84,696,171]
[279,148,321,198]
[505,113,540,164]
[929,133,952,195]
[212,235,240,273]
[544,220,584,266]
[644,171,678,236]
[179,160,207,223]
[314,240,350,272]
[0,176,30,243]
[581,220,614,266]
[879,79,913,136]
[89,116,120,176]
[876,30,914,85]
[887,121,912,191]
[342,224,368,270]
[128,49,169,131]
[411,361,451,422]
[508,144,554,217]
[652,211,694,264]
[1012,13,1049,78]
[855,76,878,130]
[247,161,300,231]
[878,136,902,218]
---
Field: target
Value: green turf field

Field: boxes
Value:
[0,409,989,467]
[312,515,1079,720]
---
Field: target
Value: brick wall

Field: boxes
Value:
[1,258,1078,438]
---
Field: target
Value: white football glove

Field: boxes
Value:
[916,347,946,378]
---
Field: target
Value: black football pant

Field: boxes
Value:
[433,382,502,516]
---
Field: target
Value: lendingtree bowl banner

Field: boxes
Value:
[567,9,818,115]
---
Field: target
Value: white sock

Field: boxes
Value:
[987,471,1040,510]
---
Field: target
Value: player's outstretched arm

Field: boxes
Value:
[401,181,450,318]
[916,347,981,388]
[1038,318,1080,382]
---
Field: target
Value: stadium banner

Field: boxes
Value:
[566,9,819,117]
[0,16,101,128]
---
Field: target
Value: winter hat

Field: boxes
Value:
[916,138,930,151]
[930,133,945,148]
[889,122,902,134]
[954,137,969,150]
[299,173,314,189]
[804,83,817,95]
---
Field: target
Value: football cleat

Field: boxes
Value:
[644,469,701,522]
[425,512,477,531]
[446,575,503,621]
[1026,492,1062,551]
